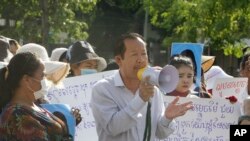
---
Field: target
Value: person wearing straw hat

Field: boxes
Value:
[17,43,70,84]
[66,41,107,77]
[196,55,216,97]
[16,43,82,126]
[0,52,72,140]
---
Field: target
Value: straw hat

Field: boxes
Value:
[16,43,70,84]
[66,41,107,71]
[201,55,215,73]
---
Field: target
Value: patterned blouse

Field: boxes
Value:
[0,103,72,141]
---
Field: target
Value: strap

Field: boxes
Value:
[143,102,151,141]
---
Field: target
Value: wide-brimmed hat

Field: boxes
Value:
[50,47,68,61]
[204,66,233,90]
[66,41,107,71]
[202,55,215,73]
[16,43,70,84]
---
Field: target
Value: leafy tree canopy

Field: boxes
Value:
[0,0,97,45]
[144,0,250,58]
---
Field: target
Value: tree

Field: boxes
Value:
[0,0,97,47]
[143,0,250,58]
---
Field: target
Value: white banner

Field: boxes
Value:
[47,70,241,141]
[162,96,241,141]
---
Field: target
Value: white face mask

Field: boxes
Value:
[34,79,49,100]
[81,69,97,75]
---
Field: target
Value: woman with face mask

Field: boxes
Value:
[66,41,107,77]
[0,52,72,140]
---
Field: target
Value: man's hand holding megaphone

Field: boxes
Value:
[139,76,155,102]
[137,66,193,120]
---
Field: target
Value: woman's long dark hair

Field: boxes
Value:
[0,52,41,113]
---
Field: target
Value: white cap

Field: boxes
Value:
[50,47,68,61]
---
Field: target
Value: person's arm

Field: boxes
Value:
[154,89,175,139]
[91,82,146,136]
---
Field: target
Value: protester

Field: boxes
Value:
[0,52,72,140]
[17,43,70,84]
[8,39,21,55]
[16,43,82,126]
[168,54,200,98]
[238,115,250,125]
[50,47,68,62]
[66,41,107,76]
[91,33,193,141]
[0,36,21,55]
[194,55,215,97]
[239,52,250,96]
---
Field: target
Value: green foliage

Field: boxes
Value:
[0,0,97,44]
[143,0,250,58]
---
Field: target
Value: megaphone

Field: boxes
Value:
[137,65,179,94]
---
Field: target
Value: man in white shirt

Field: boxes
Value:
[91,33,193,141]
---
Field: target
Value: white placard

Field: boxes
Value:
[161,96,241,141]
[47,70,241,141]
[47,70,115,141]
[212,77,248,103]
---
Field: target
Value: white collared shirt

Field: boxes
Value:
[91,70,175,141]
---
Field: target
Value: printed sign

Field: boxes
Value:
[47,70,241,141]
[212,78,248,103]
[162,96,241,141]
[47,70,115,141]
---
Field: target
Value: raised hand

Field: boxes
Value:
[164,96,193,120]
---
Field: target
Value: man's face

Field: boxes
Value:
[116,37,148,80]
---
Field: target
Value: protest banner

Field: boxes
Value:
[162,96,241,141]
[47,70,241,141]
[47,70,115,141]
[212,77,248,103]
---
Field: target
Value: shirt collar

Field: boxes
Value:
[114,70,125,87]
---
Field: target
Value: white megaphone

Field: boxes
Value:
[137,65,179,94]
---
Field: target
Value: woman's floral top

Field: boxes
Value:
[0,103,70,141]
